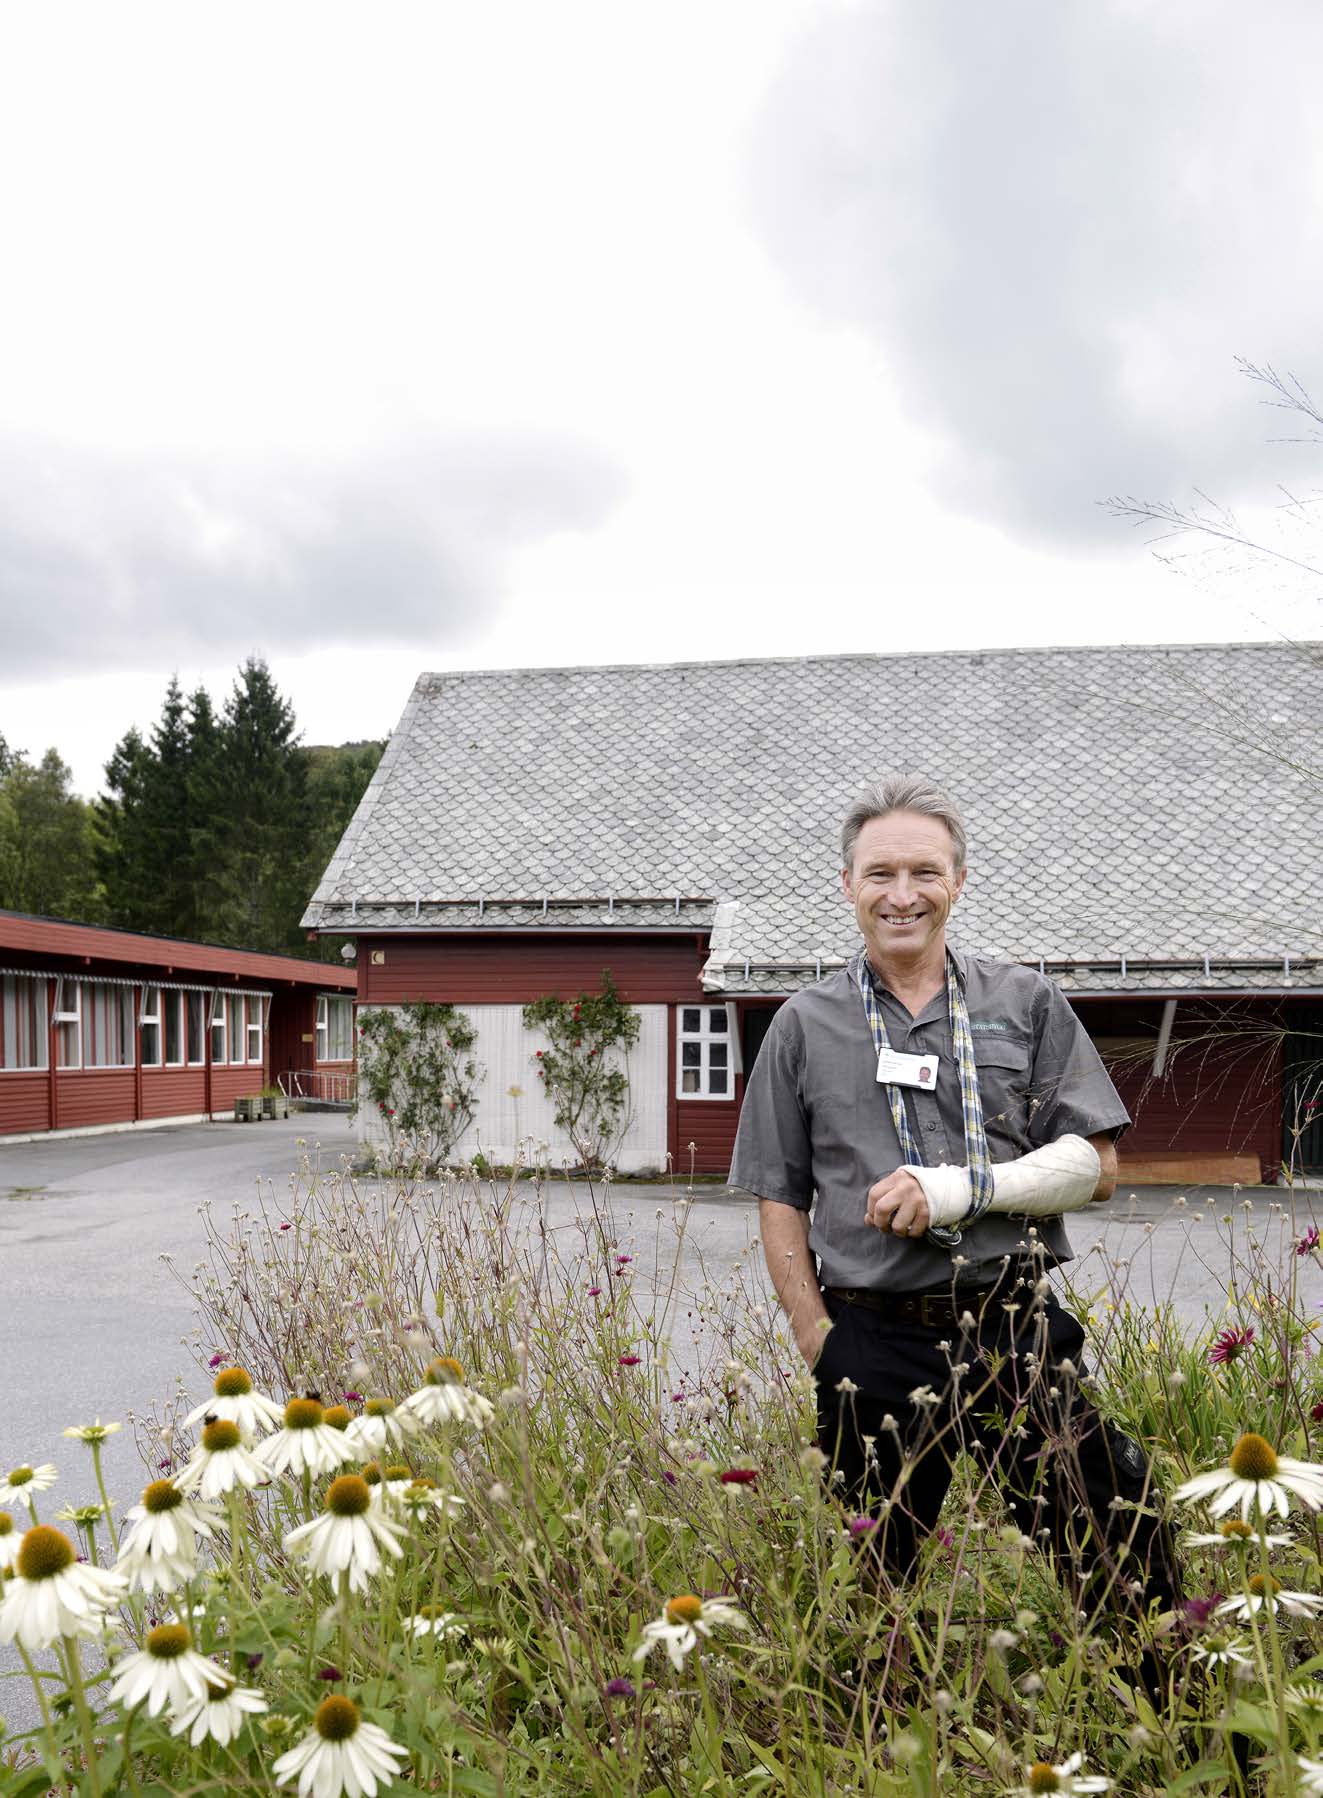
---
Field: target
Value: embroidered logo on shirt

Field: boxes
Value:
[969,1020,1013,1033]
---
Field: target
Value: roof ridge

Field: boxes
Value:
[414,640,1320,684]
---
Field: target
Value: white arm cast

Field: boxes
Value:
[902,1134,1103,1229]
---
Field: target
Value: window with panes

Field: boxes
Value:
[676,1004,733,1098]
[316,996,354,1061]
[1,975,47,1070]
[83,984,134,1068]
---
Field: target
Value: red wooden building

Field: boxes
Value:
[302,647,1323,1185]
[0,911,356,1139]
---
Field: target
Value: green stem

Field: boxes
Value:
[16,1639,61,1771]
[121,1698,146,1797]
[62,1636,104,1798]
[227,1488,244,1674]
[91,1444,119,1556]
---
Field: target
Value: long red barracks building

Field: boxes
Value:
[0,910,356,1139]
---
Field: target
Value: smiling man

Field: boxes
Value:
[729,773,1179,1638]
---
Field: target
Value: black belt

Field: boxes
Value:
[825,1268,1042,1331]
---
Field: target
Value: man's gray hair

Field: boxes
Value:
[840,774,968,874]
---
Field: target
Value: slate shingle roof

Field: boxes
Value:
[303,643,1323,994]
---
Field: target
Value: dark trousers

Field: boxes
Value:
[814,1278,1182,1630]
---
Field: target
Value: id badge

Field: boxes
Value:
[875,1049,939,1089]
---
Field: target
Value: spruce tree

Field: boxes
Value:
[203,658,309,952]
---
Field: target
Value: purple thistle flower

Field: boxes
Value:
[208,1353,225,1369]
[1297,1225,1321,1256]
[604,1677,636,1698]
[1311,1400,1323,1424]
[1208,1325,1255,1366]
[343,1392,363,1403]
[1181,1594,1223,1629]
[661,1469,679,1486]
[849,1516,878,1536]
[586,1286,602,1297]
[618,1355,641,1367]
[317,1664,343,1681]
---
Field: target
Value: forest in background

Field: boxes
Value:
[0,657,383,961]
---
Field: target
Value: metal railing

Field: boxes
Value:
[278,1068,356,1107]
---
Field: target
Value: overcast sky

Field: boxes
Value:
[2,1,1320,796]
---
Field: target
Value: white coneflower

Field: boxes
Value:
[0,1525,127,1650]
[115,1479,223,1594]
[397,1477,465,1522]
[1297,1755,1323,1798]
[0,1510,17,1573]
[283,1475,407,1594]
[406,1606,466,1639]
[272,1694,407,1797]
[258,1399,358,1480]
[183,1367,284,1443]
[109,1622,229,1717]
[1011,1752,1111,1795]
[401,1359,495,1431]
[322,1405,353,1433]
[176,1418,268,1500]
[62,1419,123,1446]
[1215,1575,1323,1621]
[0,1464,58,1513]
[632,1593,748,1671]
[169,1675,268,1746]
[1174,1433,1323,1521]
[1188,1632,1255,1670]
[344,1397,415,1457]
[1183,1518,1293,1550]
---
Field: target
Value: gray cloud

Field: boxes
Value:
[1,432,627,677]
[749,3,1323,545]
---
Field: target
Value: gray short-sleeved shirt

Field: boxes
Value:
[728,945,1130,1292]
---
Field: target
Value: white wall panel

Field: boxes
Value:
[356,1004,668,1173]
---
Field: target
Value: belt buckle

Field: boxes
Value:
[919,1291,943,1329]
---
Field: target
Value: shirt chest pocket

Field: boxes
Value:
[972,1037,1031,1133]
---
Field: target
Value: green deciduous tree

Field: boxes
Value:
[0,748,102,919]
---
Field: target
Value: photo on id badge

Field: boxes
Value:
[875,1049,940,1088]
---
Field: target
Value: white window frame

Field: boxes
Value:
[317,995,353,1062]
[54,977,83,1071]
[315,994,328,1060]
[139,986,162,1068]
[186,991,207,1066]
[228,995,245,1066]
[246,995,264,1065]
[0,974,48,1072]
[676,1002,736,1100]
[209,990,227,1065]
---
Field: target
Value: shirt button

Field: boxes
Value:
[925,1121,938,1132]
